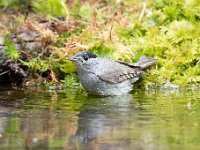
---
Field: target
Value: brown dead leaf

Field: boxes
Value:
[49,21,79,34]
[50,70,60,84]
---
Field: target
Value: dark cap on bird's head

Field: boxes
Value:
[67,51,97,62]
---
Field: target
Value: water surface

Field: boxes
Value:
[0,86,200,149]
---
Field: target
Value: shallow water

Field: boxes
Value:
[0,86,200,150]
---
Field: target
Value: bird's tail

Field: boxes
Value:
[133,56,157,69]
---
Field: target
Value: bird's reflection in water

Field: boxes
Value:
[74,112,105,144]
[70,94,136,149]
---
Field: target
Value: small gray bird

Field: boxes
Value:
[68,51,157,96]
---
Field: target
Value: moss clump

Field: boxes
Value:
[117,1,200,86]
[4,35,19,60]
[32,0,68,17]
[2,0,200,87]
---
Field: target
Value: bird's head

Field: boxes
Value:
[67,51,97,65]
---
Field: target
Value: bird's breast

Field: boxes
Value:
[77,69,134,96]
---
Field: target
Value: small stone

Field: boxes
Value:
[17,32,40,42]
[32,137,38,143]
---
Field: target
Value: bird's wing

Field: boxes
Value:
[86,58,144,84]
[117,56,157,69]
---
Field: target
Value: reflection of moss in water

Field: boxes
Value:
[23,90,85,112]
[1,116,24,149]
[133,88,200,147]
[1,88,200,149]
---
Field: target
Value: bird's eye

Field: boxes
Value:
[83,54,89,61]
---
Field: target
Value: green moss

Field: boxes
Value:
[61,73,79,88]
[4,35,19,60]
[89,42,114,57]
[112,0,200,86]
[0,0,28,9]
[37,0,200,86]
[55,27,83,47]
[3,0,200,87]
[32,0,68,17]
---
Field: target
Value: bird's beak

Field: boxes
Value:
[67,57,75,61]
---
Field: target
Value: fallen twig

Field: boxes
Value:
[0,70,9,76]
[138,2,146,21]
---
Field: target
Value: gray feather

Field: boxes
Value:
[83,58,144,84]
[133,56,157,69]
[117,56,157,69]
